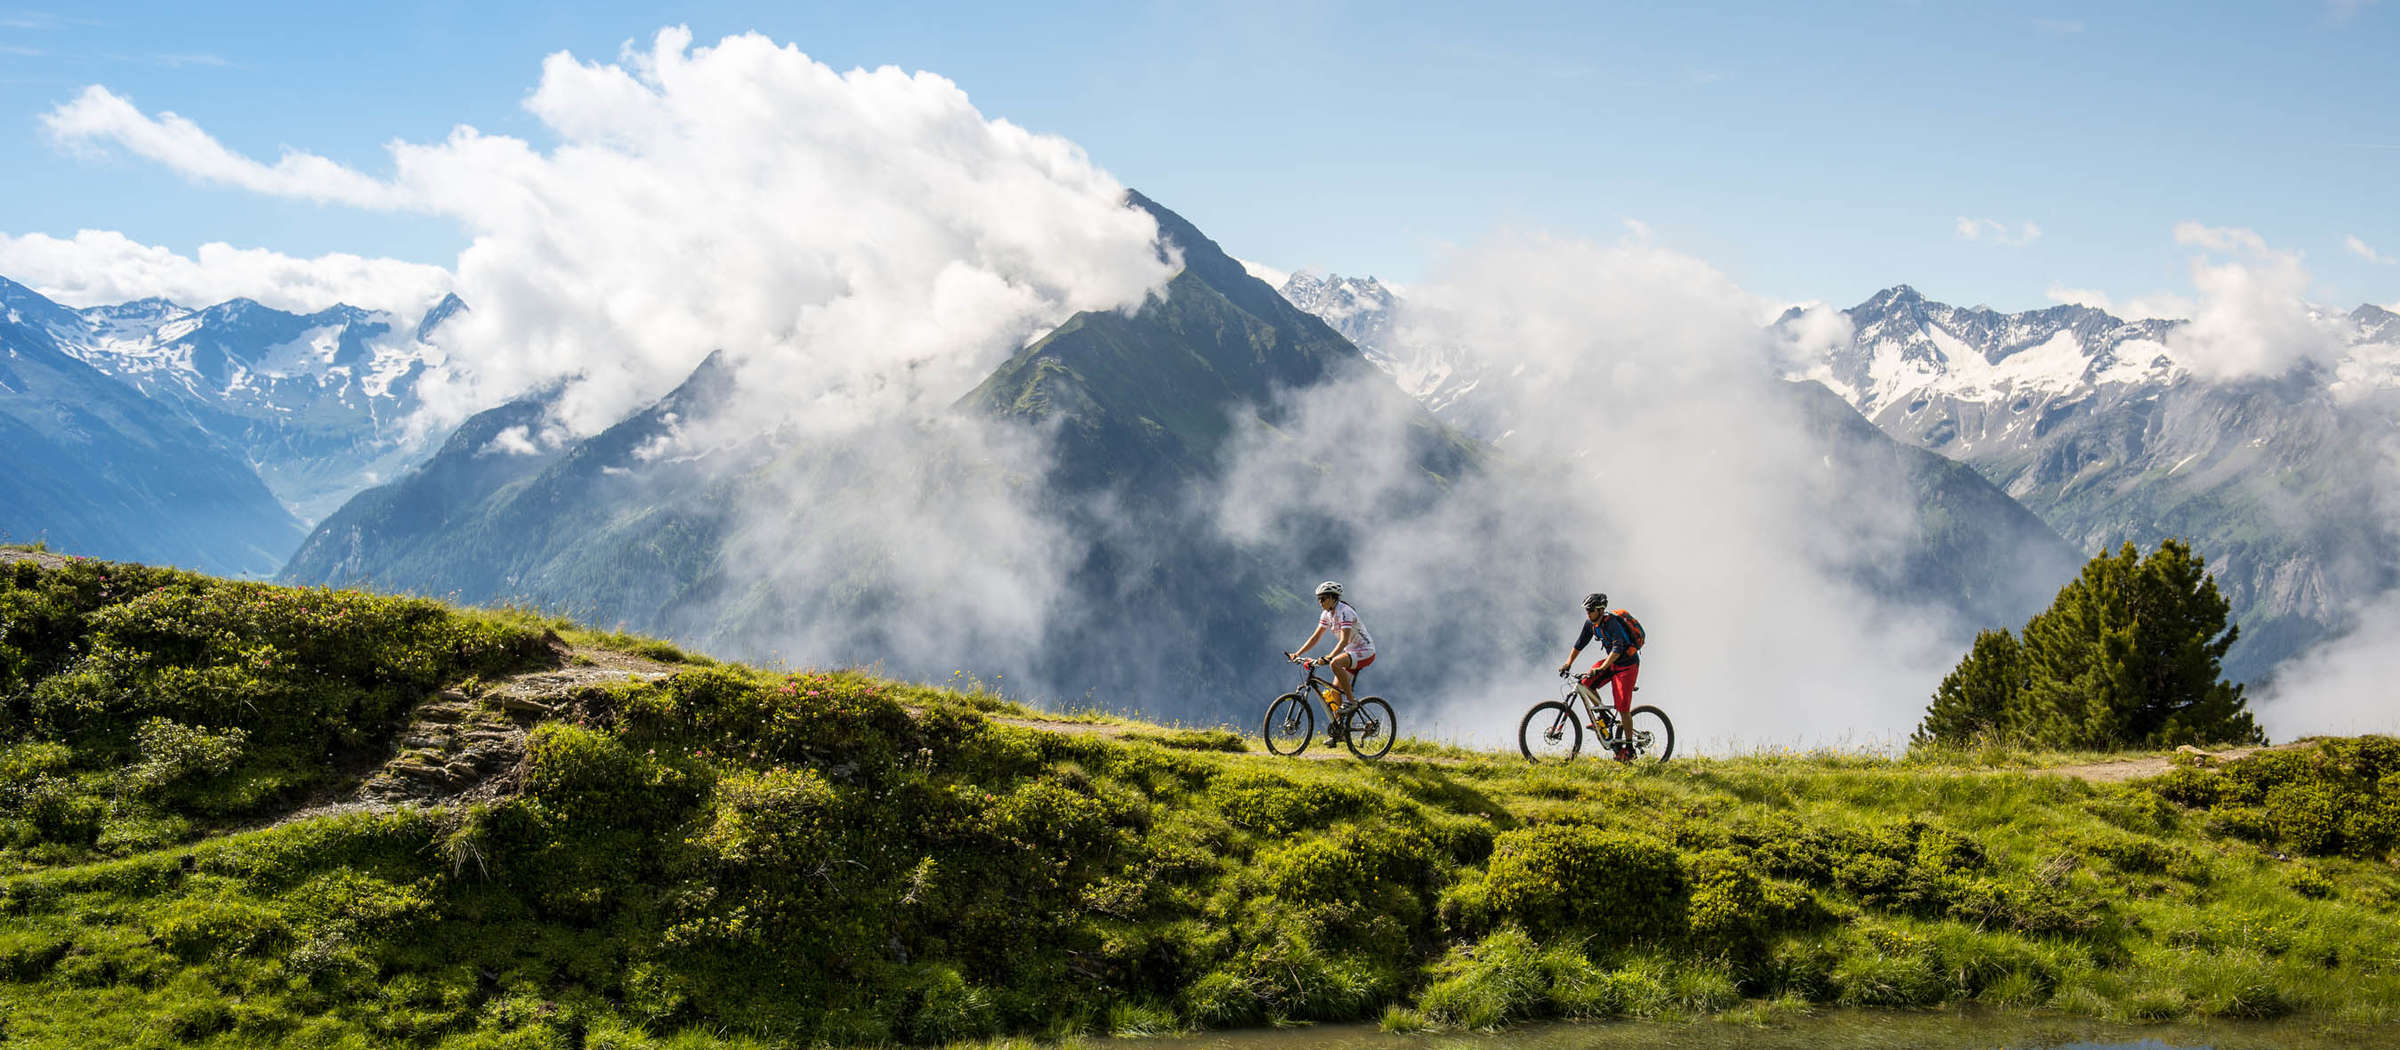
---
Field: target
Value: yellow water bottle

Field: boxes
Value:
[1320,686,1341,713]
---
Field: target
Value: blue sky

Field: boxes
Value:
[2,0,2395,312]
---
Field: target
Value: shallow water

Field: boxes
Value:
[1117,1010,2378,1050]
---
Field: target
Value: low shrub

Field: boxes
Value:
[1485,824,1686,944]
[2149,738,2400,860]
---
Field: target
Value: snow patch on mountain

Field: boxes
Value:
[6,274,463,521]
[1277,271,1498,432]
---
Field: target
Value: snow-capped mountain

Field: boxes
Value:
[14,278,456,522]
[1780,286,2400,683]
[1276,273,2400,683]
[1,279,305,575]
[1278,272,1492,427]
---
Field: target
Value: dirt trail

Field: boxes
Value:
[263,644,681,827]
[2037,742,2305,784]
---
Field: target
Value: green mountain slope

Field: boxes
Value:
[282,357,740,622]
[1788,381,2083,628]
[6,557,2400,1048]
[964,191,1476,492]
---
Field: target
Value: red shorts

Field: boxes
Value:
[1332,651,1375,673]
[1582,662,1638,713]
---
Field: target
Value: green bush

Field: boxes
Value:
[1684,848,1769,950]
[2148,738,2400,860]
[125,718,248,795]
[1210,770,1374,835]
[0,562,553,859]
[1485,824,1686,943]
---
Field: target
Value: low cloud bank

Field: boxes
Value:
[0,230,452,318]
[1200,231,1967,747]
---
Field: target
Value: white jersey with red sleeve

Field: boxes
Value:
[1318,601,1376,659]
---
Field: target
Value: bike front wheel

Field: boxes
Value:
[1262,693,1314,756]
[1344,697,1396,760]
[1622,704,1675,763]
[1518,700,1582,762]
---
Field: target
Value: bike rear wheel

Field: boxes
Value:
[1622,704,1675,763]
[1262,693,1314,756]
[1518,700,1582,762]
[1344,697,1396,760]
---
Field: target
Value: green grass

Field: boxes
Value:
[6,558,2400,1047]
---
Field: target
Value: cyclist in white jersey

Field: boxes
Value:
[1287,581,1376,734]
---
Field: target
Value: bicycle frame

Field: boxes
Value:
[1297,662,1359,715]
[1554,677,1624,738]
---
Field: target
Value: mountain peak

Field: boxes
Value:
[1859,284,1926,312]
[417,293,468,342]
[0,275,81,331]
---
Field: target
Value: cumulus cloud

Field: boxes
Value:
[48,27,1178,439]
[2348,234,2395,265]
[1955,216,2042,246]
[43,85,411,208]
[0,229,453,317]
[2165,222,2348,380]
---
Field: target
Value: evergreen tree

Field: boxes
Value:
[1914,539,2263,751]
[1912,629,2026,747]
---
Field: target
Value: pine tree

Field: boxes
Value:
[1914,539,2263,752]
[1912,629,2026,747]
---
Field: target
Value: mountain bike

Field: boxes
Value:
[1262,656,1396,760]
[1519,669,1674,763]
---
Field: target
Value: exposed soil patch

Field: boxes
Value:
[2041,742,2310,784]
[0,548,73,570]
[267,643,682,826]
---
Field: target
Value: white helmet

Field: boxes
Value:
[1314,580,1343,599]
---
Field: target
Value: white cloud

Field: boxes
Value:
[1955,216,2042,246]
[1237,257,1291,289]
[2261,589,2400,739]
[2348,234,2394,265]
[0,229,452,317]
[47,27,1179,438]
[43,85,411,208]
[2166,222,2348,380]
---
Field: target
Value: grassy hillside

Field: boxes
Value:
[5,554,2400,1048]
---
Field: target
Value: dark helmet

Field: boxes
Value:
[1315,580,1344,599]
[1582,592,1608,612]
